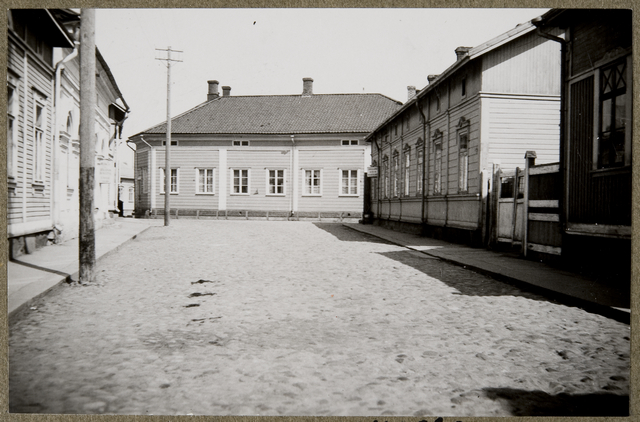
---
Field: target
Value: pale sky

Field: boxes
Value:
[94,8,550,139]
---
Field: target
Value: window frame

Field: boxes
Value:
[341,139,359,146]
[266,168,286,196]
[392,150,400,197]
[7,82,17,179]
[302,169,323,196]
[230,168,250,195]
[432,130,444,195]
[33,93,46,183]
[232,140,250,147]
[128,186,134,202]
[339,169,360,197]
[403,145,411,196]
[457,117,470,193]
[160,167,179,194]
[195,168,216,195]
[593,54,632,170]
[416,138,424,196]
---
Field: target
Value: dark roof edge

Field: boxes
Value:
[96,47,129,112]
[131,92,401,138]
[130,98,222,139]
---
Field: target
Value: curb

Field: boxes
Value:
[343,224,630,325]
[8,225,154,325]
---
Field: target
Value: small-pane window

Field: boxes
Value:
[304,169,321,195]
[233,169,249,194]
[598,59,628,168]
[197,168,215,193]
[341,170,358,195]
[268,169,285,195]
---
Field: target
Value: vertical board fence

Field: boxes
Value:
[523,152,562,256]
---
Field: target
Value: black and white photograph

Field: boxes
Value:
[6,7,633,417]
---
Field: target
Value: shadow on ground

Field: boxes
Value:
[313,223,395,244]
[482,387,628,416]
[377,249,554,301]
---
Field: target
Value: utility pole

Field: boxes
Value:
[155,47,182,226]
[79,9,96,283]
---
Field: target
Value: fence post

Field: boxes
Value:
[489,163,501,246]
[511,167,520,247]
[523,151,537,256]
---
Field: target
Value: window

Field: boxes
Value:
[267,169,285,195]
[7,84,16,178]
[417,146,424,195]
[34,100,45,182]
[160,168,179,194]
[403,146,411,196]
[233,140,249,146]
[458,132,469,192]
[457,117,470,192]
[432,130,444,195]
[196,168,215,194]
[340,169,358,196]
[382,156,389,198]
[128,187,134,202]
[597,58,630,169]
[232,169,249,194]
[392,150,399,197]
[303,169,322,195]
[341,140,358,146]
[434,143,442,194]
[162,139,178,146]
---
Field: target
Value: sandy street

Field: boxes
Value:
[9,220,630,416]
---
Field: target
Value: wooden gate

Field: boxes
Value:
[523,153,562,256]
[496,168,525,246]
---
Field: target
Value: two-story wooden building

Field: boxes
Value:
[533,9,632,282]
[7,9,75,256]
[7,9,130,254]
[366,19,562,245]
[129,78,401,219]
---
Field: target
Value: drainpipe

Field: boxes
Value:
[373,134,381,221]
[415,98,428,226]
[290,135,295,218]
[533,21,567,234]
[399,131,404,222]
[52,42,80,228]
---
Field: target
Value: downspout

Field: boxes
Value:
[52,42,80,229]
[533,22,567,234]
[290,135,295,218]
[373,134,381,221]
[399,131,404,222]
[415,98,428,226]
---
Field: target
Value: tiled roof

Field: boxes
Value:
[139,94,402,136]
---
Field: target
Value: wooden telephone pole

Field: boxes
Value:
[79,9,96,283]
[155,47,182,226]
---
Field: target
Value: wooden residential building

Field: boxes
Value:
[51,30,130,240]
[129,78,401,219]
[7,9,74,256]
[533,9,632,281]
[366,19,562,245]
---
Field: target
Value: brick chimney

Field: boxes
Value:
[222,86,231,97]
[455,46,472,61]
[407,86,417,101]
[302,78,313,96]
[427,75,439,84]
[207,80,219,100]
